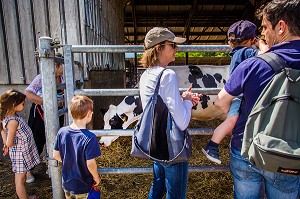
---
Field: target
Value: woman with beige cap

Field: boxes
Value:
[139,27,201,199]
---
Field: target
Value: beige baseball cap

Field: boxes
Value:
[144,27,186,49]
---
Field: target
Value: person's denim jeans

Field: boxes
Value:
[227,97,241,118]
[148,161,188,199]
[230,148,300,199]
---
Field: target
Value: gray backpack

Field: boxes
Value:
[241,52,300,175]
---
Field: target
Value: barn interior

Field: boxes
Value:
[123,0,270,66]
[0,0,273,198]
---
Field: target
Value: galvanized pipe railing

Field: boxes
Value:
[71,44,231,53]
[74,88,221,96]
[63,44,230,174]
[40,43,231,198]
[98,165,229,175]
[90,128,215,137]
[91,128,228,174]
[39,37,64,199]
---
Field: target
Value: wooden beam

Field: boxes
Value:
[133,0,248,6]
[124,39,227,44]
[125,31,227,36]
[183,0,198,37]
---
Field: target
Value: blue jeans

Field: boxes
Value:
[227,97,241,118]
[230,148,300,199]
[148,161,188,199]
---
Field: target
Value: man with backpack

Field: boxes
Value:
[214,0,300,198]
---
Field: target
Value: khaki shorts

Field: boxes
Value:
[64,190,89,199]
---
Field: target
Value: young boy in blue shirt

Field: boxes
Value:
[53,95,101,198]
[202,20,269,164]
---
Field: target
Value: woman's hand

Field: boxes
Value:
[191,93,202,106]
[182,86,193,100]
[182,86,201,106]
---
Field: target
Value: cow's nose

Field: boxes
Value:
[109,118,116,126]
[109,115,124,129]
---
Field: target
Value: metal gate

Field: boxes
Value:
[39,36,231,199]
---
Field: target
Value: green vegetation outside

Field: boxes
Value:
[136,52,230,58]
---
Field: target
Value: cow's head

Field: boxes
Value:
[108,113,128,129]
[103,96,142,130]
[101,96,142,146]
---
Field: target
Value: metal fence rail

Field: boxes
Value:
[40,37,231,198]
[74,88,222,96]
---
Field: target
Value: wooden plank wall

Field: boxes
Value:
[0,0,125,85]
[82,0,125,72]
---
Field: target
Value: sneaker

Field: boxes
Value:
[26,176,35,183]
[202,145,221,164]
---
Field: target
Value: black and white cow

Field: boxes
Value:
[101,65,229,146]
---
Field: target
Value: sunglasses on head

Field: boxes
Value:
[161,42,177,49]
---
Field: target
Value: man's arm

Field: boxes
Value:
[214,88,235,114]
[87,158,101,186]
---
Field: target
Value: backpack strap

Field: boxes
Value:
[258,52,288,74]
[154,69,166,95]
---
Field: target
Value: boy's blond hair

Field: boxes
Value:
[70,95,93,119]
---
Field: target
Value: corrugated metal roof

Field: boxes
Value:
[124,0,270,45]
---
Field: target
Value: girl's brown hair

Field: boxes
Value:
[70,95,93,119]
[0,89,26,131]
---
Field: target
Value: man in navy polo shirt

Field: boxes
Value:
[214,0,300,198]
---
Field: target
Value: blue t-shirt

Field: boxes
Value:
[229,46,258,75]
[225,40,300,151]
[54,126,101,194]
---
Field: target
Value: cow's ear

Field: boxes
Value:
[120,113,128,122]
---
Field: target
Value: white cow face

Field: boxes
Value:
[101,96,142,146]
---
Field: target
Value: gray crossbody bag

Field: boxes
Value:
[130,69,192,163]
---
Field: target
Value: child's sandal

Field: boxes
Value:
[28,194,39,199]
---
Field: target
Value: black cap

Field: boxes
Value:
[227,20,257,42]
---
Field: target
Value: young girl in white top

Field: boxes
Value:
[0,90,40,199]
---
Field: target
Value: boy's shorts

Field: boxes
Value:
[64,190,89,199]
[227,97,242,118]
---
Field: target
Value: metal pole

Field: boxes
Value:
[70,44,231,53]
[39,36,64,199]
[64,45,75,124]
[74,88,222,96]
[98,165,229,175]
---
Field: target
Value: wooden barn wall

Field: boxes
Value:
[0,0,125,85]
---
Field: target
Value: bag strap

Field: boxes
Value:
[154,69,166,95]
[258,52,288,74]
